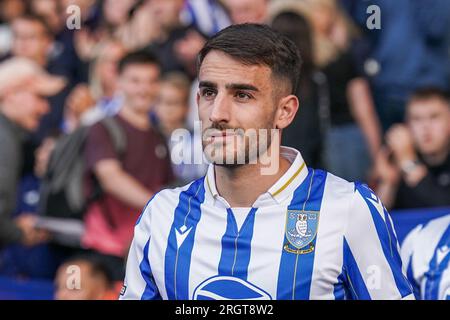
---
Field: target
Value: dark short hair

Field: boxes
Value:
[118,50,160,74]
[61,254,114,286]
[409,87,450,106]
[197,23,302,94]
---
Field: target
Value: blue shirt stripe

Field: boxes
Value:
[333,267,348,300]
[218,207,258,279]
[343,237,371,300]
[164,178,206,300]
[139,239,161,300]
[218,209,238,276]
[229,207,258,280]
[276,169,327,299]
[406,256,420,299]
[424,224,450,300]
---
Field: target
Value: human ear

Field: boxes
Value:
[274,94,299,129]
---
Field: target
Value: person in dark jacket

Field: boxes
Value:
[0,57,65,247]
[375,88,450,210]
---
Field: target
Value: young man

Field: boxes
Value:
[121,24,413,300]
[81,51,173,279]
[375,88,450,210]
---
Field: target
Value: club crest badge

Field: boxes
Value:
[284,210,319,254]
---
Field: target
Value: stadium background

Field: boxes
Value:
[0,0,448,300]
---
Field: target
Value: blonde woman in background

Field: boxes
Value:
[270,0,382,182]
[64,40,127,132]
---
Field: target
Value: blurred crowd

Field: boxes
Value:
[0,0,449,300]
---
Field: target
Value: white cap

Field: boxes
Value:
[0,57,66,98]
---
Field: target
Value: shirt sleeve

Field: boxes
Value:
[400,224,423,299]
[119,197,161,300]
[342,182,414,300]
[84,122,119,172]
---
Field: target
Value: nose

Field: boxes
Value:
[209,93,231,124]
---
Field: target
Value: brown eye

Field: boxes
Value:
[201,88,216,99]
[235,91,252,101]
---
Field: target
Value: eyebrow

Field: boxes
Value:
[199,81,260,92]
[198,81,216,89]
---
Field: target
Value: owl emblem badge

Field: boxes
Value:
[284,210,319,254]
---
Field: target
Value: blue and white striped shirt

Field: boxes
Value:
[120,147,414,300]
[401,214,450,300]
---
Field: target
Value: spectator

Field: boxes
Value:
[74,0,178,59]
[154,72,207,185]
[73,0,138,60]
[144,0,207,78]
[88,40,127,104]
[375,88,450,210]
[0,0,26,56]
[64,40,127,132]
[270,10,325,168]
[155,72,191,138]
[0,132,63,279]
[343,0,450,131]
[29,0,64,36]
[9,14,53,67]
[58,0,100,71]
[100,0,138,34]
[7,13,75,142]
[283,0,382,182]
[0,57,65,248]
[81,51,173,279]
[54,254,116,300]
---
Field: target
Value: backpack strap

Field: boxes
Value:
[100,117,127,158]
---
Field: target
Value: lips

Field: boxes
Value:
[210,134,237,144]
[203,130,240,145]
[212,132,236,138]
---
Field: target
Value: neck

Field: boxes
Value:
[214,150,291,207]
[119,105,150,130]
[422,148,449,166]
